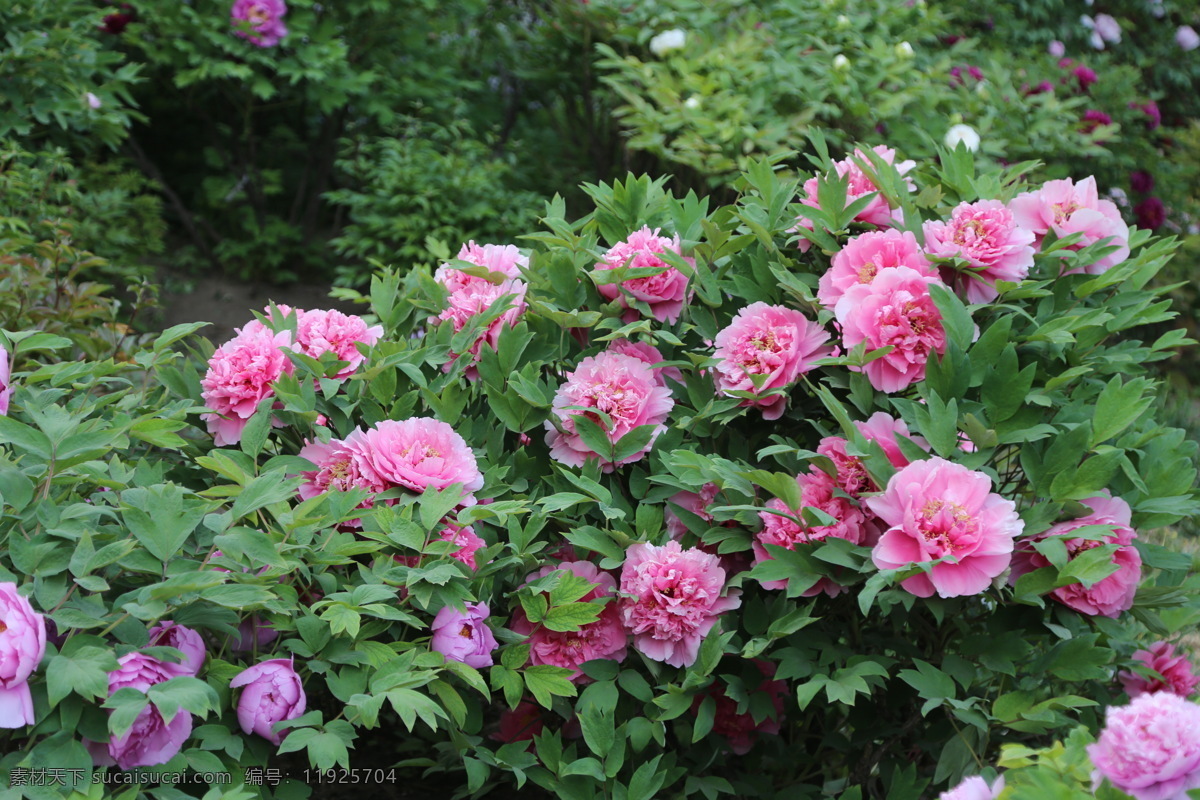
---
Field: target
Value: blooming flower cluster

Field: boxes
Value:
[0,583,46,728]
[794,145,916,249]
[594,227,694,324]
[1089,692,1200,800]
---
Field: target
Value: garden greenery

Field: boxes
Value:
[1,142,1198,800]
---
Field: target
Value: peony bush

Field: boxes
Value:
[0,147,1198,799]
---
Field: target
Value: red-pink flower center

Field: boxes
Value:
[459,624,473,638]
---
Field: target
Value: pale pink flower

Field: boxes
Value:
[939,775,1005,800]
[606,339,683,388]
[1010,492,1141,618]
[618,540,741,668]
[510,561,627,681]
[665,483,720,539]
[435,241,528,292]
[0,583,46,728]
[200,325,294,447]
[835,267,949,393]
[544,351,674,472]
[1177,25,1200,51]
[869,457,1023,598]
[818,229,935,308]
[0,344,10,416]
[1010,176,1130,274]
[1120,642,1200,700]
[923,200,1036,302]
[435,275,528,379]
[231,0,287,47]
[794,145,916,250]
[292,310,382,378]
[356,418,484,501]
[1088,692,1200,800]
[594,227,694,324]
[713,302,833,420]
[755,468,877,597]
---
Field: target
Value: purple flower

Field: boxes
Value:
[1073,65,1097,90]
[148,622,206,675]
[1134,197,1166,231]
[1129,100,1161,130]
[1048,40,1066,57]
[0,344,10,416]
[430,602,498,669]
[231,0,288,48]
[98,653,192,769]
[1177,25,1200,52]
[230,658,307,745]
[0,583,46,727]
[1130,171,1155,194]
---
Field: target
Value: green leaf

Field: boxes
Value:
[524,665,577,708]
[48,645,118,707]
[122,484,208,562]
[542,602,604,633]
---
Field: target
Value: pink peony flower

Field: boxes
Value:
[288,309,382,379]
[618,540,742,668]
[818,229,936,309]
[857,411,931,467]
[230,617,279,653]
[594,227,694,324]
[436,241,528,293]
[230,658,306,745]
[1010,176,1131,275]
[356,417,484,501]
[511,561,627,681]
[712,302,833,420]
[1048,40,1066,57]
[100,653,192,769]
[754,468,877,597]
[1010,492,1141,618]
[436,523,487,570]
[201,324,294,447]
[0,583,46,727]
[147,622,206,676]
[231,0,287,47]
[544,351,674,471]
[1088,692,1200,800]
[665,483,721,539]
[0,343,10,416]
[834,267,949,393]
[939,775,1005,800]
[794,145,916,250]
[297,430,387,526]
[694,661,787,754]
[869,457,1023,598]
[431,602,499,669]
[606,339,683,388]
[435,275,528,379]
[1120,642,1200,700]
[923,200,1036,303]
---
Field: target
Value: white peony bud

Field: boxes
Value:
[944,123,980,152]
[649,29,687,57]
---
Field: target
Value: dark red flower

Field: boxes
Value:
[1134,197,1166,230]
[1130,171,1155,194]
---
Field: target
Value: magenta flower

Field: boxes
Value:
[434,273,529,380]
[794,145,916,250]
[231,0,288,47]
[0,344,11,417]
[816,412,932,497]
[1131,171,1155,194]
[431,602,499,669]
[0,583,46,728]
[834,267,949,393]
[868,458,1023,598]
[436,523,486,570]
[938,775,1005,800]
[1134,197,1166,231]
[1131,100,1162,130]
[618,540,741,668]
[1120,642,1200,700]
[712,302,833,420]
[200,324,294,447]
[923,200,1036,303]
[435,241,528,293]
[1072,66,1097,91]
[594,227,694,324]
[1010,492,1141,618]
[356,417,484,501]
[147,622,206,676]
[1088,692,1200,800]
[511,561,627,681]
[544,351,674,471]
[297,429,386,527]
[606,338,683,388]
[1010,176,1130,275]
[818,229,936,308]
[99,653,192,769]
[230,658,306,745]
[754,468,877,597]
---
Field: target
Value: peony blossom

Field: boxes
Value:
[755,468,877,597]
[1010,176,1131,275]
[1092,13,1121,44]
[1009,492,1141,618]
[435,274,528,379]
[1048,40,1066,57]
[869,458,1023,598]
[435,524,487,571]
[200,324,294,447]
[816,412,931,498]
[1120,642,1200,700]
[356,417,484,501]
[231,0,288,47]
[511,561,627,681]
[939,775,1005,800]
[594,227,694,324]
[492,700,544,743]
[649,29,686,56]
[147,622,206,676]
[712,302,833,419]
[435,241,528,293]
[1176,25,1200,51]
[834,267,949,393]
[431,602,498,669]
[923,199,1036,303]
[695,661,787,754]
[230,658,306,745]
[1134,197,1166,231]
[665,483,721,539]
[944,124,980,152]
[98,653,192,769]
[0,583,47,727]
[794,145,916,250]
[291,309,382,379]
[618,540,741,668]
[606,339,683,388]
[818,229,936,309]
[0,343,10,416]
[545,351,674,471]
[297,429,386,526]
[1088,692,1200,800]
